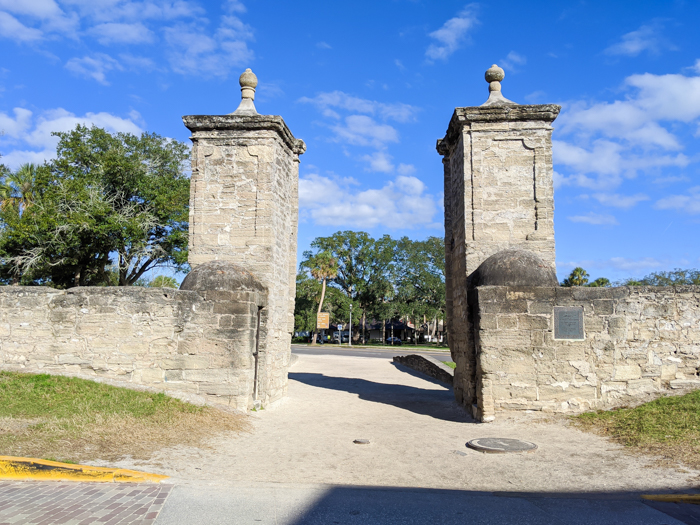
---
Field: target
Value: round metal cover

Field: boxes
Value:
[466,438,537,454]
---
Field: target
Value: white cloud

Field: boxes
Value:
[89,22,153,45]
[0,0,252,78]
[499,51,526,72]
[316,41,331,49]
[0,0,77,36]
[567,212,618,226]
[0,12,44,41]
[604,24,674,57]
[0,107,33,137]
[592,193,649,209]
[0,107,143,169]
[425,4,478,61]
[65,53,123,84]
[654,186,700,215]
[330,115,399,148]
[397,163,415,175]
[299,91,418,123]
[360,151,394,173]
[163,14,254,77]
[299,174,440,230]
[554,66,700,190]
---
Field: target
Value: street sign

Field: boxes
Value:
[316,312,330,329]
[337,324,343,331]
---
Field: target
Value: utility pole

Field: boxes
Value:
[349,303,352,347]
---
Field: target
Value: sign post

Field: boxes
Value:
[349,304,352,347]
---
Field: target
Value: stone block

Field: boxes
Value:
[161,355,211,370]
[184,368,230,382]
[613,365,641,381]
[661,364,678,380]
[670,379,700,389]
[198,382,241,396]
[497,315,518,329]
[140,368,164,383]
[517,314,549,330]
[627,378,658,395]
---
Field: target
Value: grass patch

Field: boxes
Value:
[0,371,248,464]
[574,390,700,469]
[442,361,456,369]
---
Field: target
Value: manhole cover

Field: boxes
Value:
[466,438,537,454]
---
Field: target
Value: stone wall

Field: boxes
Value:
[473,285,700,421]
[0,282,266,411]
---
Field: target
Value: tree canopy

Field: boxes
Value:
[0,125,190,287]
[295,231,446,342]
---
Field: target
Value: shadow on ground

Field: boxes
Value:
[284,486,700,525]
[288,371,471,423]
[154,484,700,525]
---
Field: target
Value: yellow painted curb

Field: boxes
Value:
[0,456,168,483]
[642,494,700,505]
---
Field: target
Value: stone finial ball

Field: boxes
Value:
[239,68,258,89]
[485,64,505,83]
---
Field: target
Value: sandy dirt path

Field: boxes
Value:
[118,354,699,494]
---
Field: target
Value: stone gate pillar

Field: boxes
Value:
[183,69,305,407]
[436,65,560,415]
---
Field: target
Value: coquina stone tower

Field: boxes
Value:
[183,69,305,407]
[436,65,560,415]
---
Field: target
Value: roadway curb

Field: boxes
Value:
[642,494,700,505]
[0,456,168,483]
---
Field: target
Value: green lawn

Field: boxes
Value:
[0,371,246,463]
[574,390,700,469]
[442,361,456,369]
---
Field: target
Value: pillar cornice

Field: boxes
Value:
[183,114,306,156]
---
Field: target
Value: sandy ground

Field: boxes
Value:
[113,354,699,494]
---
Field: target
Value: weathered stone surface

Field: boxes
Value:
[470,250,557,288]
[392,354,454,385]
[183,104,304,408]
[0,284,261,411]
[473,285,700,421]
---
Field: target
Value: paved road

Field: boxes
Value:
[2,480,697,524]
[153,483,700,525]
[292,344,451,361]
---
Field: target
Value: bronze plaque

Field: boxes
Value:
[554,307,584,340]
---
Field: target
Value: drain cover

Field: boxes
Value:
[466,438,537,454]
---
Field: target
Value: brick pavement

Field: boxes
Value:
[0,481,172,525]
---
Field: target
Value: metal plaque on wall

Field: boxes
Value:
[554,306,584,340]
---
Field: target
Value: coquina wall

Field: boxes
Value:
[0,274,267,411]
[473,285,700,421]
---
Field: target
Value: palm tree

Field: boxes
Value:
[0,163,37,213]
[303,251,338,345]
[562,267,590,287]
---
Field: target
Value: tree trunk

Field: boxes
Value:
[382,319,386,345]
[361,311,366,344]
[312,278,327,345]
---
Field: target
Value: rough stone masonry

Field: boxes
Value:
[437,65,560,413]
[0,70,303,411]
[183,69,305,407]
[438,65,700,421]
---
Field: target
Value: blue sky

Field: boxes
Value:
[1,0,699,282]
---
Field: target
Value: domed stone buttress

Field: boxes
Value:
[469,249,558,288]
